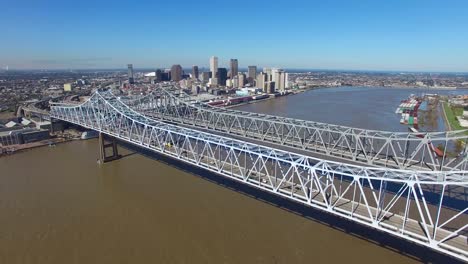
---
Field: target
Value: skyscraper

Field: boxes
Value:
[230,59,238,78]
[171,64,183,82]
[210,56,218,78]
[272,68,286,91]
[127,64,134,84]
[192,65,199,79]
[256,72,267,92]
[217,68,228,86]
[264,68,272,81]
[248,66,257,85]
[155,69,163,82]
[210,56,218,87]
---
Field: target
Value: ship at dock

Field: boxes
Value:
[395,94,421,126]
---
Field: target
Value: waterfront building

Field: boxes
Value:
[171,64,183,82]
[272,68,286,92]
[127,64,134,84]
[267,81,275,93]
[230,59,238,78]
[256,72,267,92]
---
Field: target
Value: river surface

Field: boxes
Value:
[1,86,466,263]
[237,86,466,132]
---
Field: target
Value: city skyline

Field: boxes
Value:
[2,0,468,72]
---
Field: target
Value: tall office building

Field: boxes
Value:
[171,64,183,82]
[210,56,218,78]
[230,59,238,78]
[217,68,228,86]
[192,65,199,79]
[248,66,257,85]
[127,64,134,84]
[256,72,267,92]
[263,68,272,82]
[210,56,218,86]
[272,68,286,92]
[155,69,163,82]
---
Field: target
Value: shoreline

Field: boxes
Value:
[0,137,74,157]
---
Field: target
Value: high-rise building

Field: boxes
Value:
[171,64,183,82]
[248,66,257,85]
[192,65,199,79]
[263,68,272,81]
[127,64,134,84]
[210,56,218,79]
[272,68,286,92]
[210,56,218,86]
[155,69,163,82]
[256,72,267,92]
[230,59,238,78]
[238,73,246,88]
[217,68,228,86]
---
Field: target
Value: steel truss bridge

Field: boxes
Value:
[50,90,468,261]
[123,85,468,172]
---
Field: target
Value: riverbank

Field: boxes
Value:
[442,101,465,131]
[225,87,314,109]
[0,137,72,157]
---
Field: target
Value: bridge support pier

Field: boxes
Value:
[98,133,121,163]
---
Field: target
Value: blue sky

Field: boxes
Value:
[1,0,468,71]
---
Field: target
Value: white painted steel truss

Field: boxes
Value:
[124,85,468,172]
[50,90,468,261]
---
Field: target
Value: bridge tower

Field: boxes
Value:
[98,133,121,163]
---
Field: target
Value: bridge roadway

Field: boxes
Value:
[122,85,468,172]
[50,90,468,262]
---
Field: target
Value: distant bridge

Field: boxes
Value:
[50,90,468,261]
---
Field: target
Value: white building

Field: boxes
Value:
[272,68,286,92]
[209,77,218,87]
[238,73,246,88]
[210,56,218,79]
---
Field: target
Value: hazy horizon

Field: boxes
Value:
[2,0,468,72]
